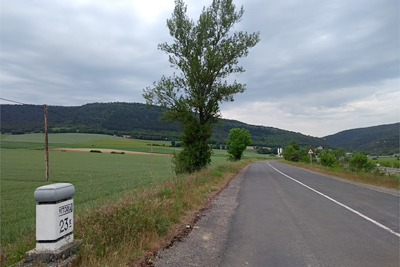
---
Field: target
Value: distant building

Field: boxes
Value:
[277,148,283,157]
[122,135,131,138]
[316,146,323,150]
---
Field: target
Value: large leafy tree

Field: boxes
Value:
[143,0,260,173]
[226,128,252,161]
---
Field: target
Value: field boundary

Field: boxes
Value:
[49,147,173,156]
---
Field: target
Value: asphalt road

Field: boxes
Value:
[219,161,400,267]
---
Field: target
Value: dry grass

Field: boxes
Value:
[281,161,400,190]
[69,160,251,266]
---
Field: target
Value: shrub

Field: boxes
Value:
[321,153,337,167]
[283,145,296,161]
[349,152,375,172]
[290,152,300,162]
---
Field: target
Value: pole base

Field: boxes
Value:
[24,239,81,264]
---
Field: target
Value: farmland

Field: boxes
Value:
[0,133,266,250]
[1,149,175,245]
[370,156,400,168]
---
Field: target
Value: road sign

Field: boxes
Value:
[308,148,314,155]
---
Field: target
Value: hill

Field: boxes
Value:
[1,102,332,149]
[323,123,399,155]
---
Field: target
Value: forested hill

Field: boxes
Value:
[323,123,399,155]
[1,102,332,148]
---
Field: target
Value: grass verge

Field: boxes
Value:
[281,161,399,190]
[1,159,253,266]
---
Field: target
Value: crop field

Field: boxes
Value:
[370,156,400,168]
[1,133,175,154]
[1,133,268,249]
[1,148,175,246]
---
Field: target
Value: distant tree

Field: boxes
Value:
[171,140,176,147]
[283,145,296,161]
[143,0,260,173]
[256,146,271,154]
[334,147,346,159]
[226,128,252,161]
[288,140,300,151]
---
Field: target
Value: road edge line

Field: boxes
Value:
[267,162,400,238]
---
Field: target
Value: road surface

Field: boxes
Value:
[156,161,400,267]
[220,161,399,267]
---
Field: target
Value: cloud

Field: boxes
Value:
[1,0,398,136]
[221,78,399,137]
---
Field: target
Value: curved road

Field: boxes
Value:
[156,161,400,267]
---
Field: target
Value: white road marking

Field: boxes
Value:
[267,162,400,238]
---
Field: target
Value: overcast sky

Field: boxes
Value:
[1,0,399,137]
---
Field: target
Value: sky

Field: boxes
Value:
[1,0,399,137]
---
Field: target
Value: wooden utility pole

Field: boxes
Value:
[151,141,153,164]
[44,104,49,181]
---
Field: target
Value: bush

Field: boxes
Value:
[290,152,300,162]
[301,155,310,163]
[349,152,375,172]
[283,145,296,161]
[90,150,102,153]
[321,153,337,167]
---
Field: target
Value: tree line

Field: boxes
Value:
[282,140,384,173]
[1,102,332,149]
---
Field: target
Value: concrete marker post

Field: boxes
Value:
[25,183,81,264]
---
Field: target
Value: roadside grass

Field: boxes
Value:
[71,160,251,267]
[281,161,400,190]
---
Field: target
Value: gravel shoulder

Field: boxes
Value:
[154,164,250,267]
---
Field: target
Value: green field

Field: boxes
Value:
[1,148,175,245]
[1,133,268,248]
[1,133,269,158]
[1,133,175,154]
[370,156,400,168]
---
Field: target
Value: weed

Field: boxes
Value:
[157,188,173,199]
[212,169,223,177]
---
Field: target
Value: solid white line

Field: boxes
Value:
[267,162,400,238]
